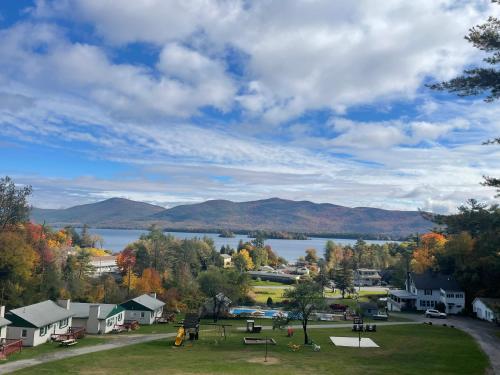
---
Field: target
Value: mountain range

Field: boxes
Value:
[30,197,433,238]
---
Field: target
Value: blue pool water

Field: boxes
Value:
[229,308,287,318]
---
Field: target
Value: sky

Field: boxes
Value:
[0,0,499,213]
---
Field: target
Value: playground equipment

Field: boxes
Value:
[173,313,200,346]
[246,320,262,333]
[174,327,185,346]
[272,312,290,330]
[243,337,276,345]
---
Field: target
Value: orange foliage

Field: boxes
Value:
[134,268,164,295]
[412,232,447,273]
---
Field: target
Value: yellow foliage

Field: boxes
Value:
[134,268,164,295]
[84,248,111,257]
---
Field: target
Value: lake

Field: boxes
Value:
[87,228,396,262]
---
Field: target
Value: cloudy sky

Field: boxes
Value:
[1,0,499,212]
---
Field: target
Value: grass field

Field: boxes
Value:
[11,325,488,375]
[250,280,290,287]
[0,337,108,365]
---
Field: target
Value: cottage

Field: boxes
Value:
[354,269,382,286]
[0,306,11,342]
[472,298,500,323]
[70,303,125,334]
[220,254,232,268]
[5,300,74,346]
[388,272,465,314]
[247,271,300,284]
[120,293,165,325]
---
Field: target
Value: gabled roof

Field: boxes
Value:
[70,303,124,320]
[474,298,500,312]
[0,317,11,327]
[7,300,73,328]
[121,294,165,311]
[411,272,462,291]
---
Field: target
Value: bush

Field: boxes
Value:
[267,297,273,307]
[436,302,446,313]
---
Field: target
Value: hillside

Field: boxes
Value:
[31,197,433,237]
[31,198,165,227]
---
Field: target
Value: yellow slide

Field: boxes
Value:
[174,327,185,346]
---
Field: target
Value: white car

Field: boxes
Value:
[425,309,447,319]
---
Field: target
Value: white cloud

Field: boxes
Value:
[1,0,499,213]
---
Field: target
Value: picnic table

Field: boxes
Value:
[60,338,78,347]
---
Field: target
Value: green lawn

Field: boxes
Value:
[11,325,488,375]
[250,280,290,287]
[0,337,108,365]
[251,287,287,304]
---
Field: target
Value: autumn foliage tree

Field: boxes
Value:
[411,233,447,273]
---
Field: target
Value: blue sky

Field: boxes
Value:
[0,0,499,212]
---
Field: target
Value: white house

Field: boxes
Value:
[0,306,11,342]
[388,272,465,314]
[90,256,118,276]
[70,303,125,334]
[120,293,165,325]
[472,298,500,323]
[5,300,74,347]
[354,269,382,286]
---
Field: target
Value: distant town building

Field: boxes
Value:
[220,254,232,268]
[247,271,300,284]
[354,269,382,286]
[90,256,118,276]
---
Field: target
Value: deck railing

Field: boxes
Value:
[0,339,23,357]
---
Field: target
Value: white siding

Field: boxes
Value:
[6,317,72,347]
[473,299,495,322]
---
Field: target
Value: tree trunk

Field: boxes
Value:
[302,320,308,345]
[213,296,218,322]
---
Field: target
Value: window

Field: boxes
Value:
[21,329,28,338]
[424,289,432,296]
[59,318,68,329]
[40,326,47,336]
[431,300,435,307]
[420,300,425,307]
[140,312,145,318]
[107,318,114,327]
[117,313,123,320]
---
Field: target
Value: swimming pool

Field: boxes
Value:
[229,308,288,318]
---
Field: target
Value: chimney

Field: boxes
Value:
[0,306,5,318]
[57,299,71,310]
[148,292,157,299]
[89,304,101,319]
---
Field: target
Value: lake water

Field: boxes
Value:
[87,228,396,262]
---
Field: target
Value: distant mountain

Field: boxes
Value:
[31,197,433,238]
[31,198,165,227]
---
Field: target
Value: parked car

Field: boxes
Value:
[425,309,447,318]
